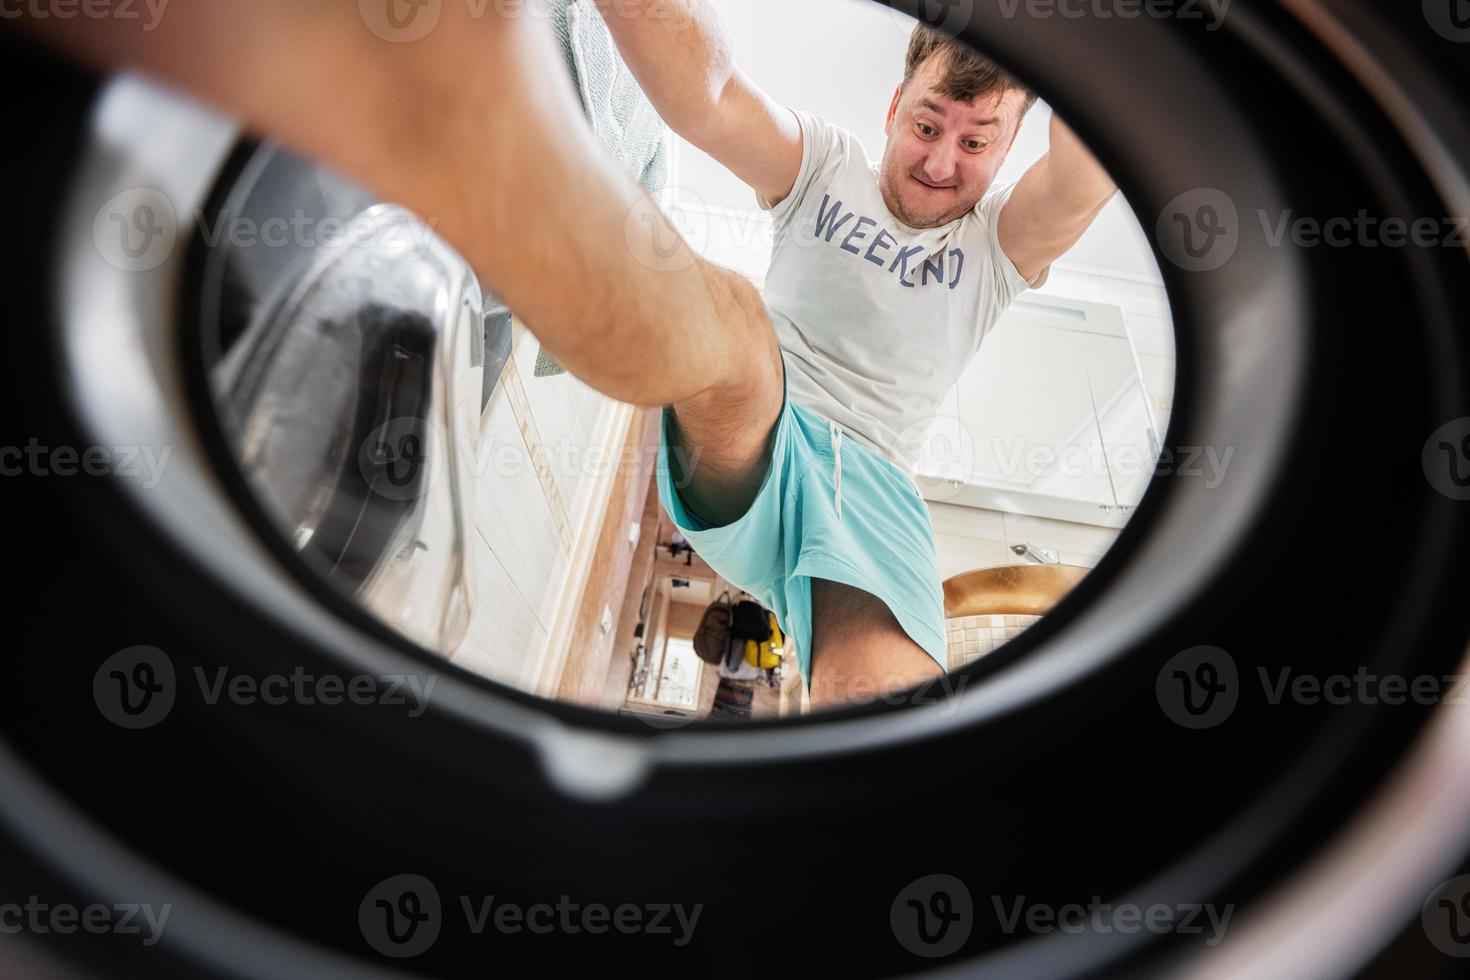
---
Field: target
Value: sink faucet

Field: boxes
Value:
[1012,543,1060,565]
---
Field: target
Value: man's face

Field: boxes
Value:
[879,54,1028,229]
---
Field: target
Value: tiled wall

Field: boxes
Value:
[930,496,1114,669]
[451,319,620,689]
[931,501,1105,667]
[947,614,1042,671]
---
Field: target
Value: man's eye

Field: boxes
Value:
[967,141,986,151]
[917,124,936,137]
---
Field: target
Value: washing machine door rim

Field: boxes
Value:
[21,1,1470,974]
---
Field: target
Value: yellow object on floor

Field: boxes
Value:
[745,612,784,669]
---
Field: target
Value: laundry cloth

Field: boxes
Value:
[532,0,670,377]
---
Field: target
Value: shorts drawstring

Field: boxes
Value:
[830,421,844,521]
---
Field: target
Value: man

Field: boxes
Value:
[596,4,1116,710]
[14,0,1114,711]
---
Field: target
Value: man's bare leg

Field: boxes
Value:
[664,324,785,528]
[807,579,944,712]
[14,4,770,415]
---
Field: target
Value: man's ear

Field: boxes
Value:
[884,84,902,136]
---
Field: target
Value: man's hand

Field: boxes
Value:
[998,113,1118,283]
[593,0,803,210]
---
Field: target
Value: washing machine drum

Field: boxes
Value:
[197,143,489,654]
[2,4,1470,978]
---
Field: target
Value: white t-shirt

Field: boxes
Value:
[756,108,1048,472]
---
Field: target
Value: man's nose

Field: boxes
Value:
[923,143,958,185]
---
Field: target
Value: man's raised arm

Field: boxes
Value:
[593,0,804,209]
[8,1,775,409]
[998,114,1118,283]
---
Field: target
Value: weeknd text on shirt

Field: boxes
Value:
[811,193,967,290]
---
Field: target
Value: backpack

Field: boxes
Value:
[692,591,735,665]
[730,599,773,643]
[725,600,774,672]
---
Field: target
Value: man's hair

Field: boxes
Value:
[904,24,1038,119]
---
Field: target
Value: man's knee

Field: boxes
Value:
[665,335,784,526]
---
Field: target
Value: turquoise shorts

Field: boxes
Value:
[655,360,948,694]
